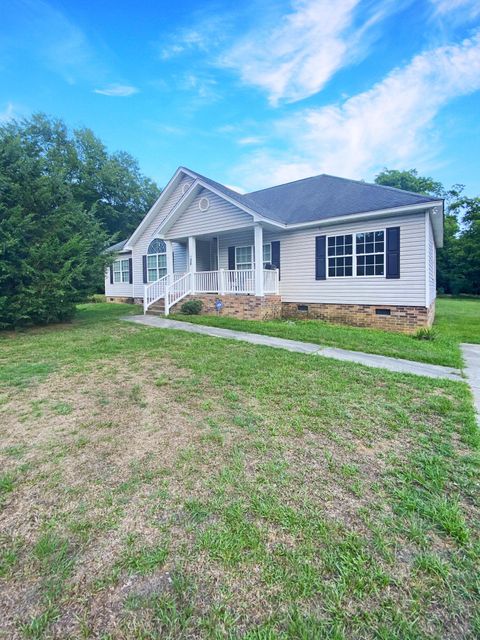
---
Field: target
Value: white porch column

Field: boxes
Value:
[165,240,174,279]
[188,236,196,293]
[254,224,264,297]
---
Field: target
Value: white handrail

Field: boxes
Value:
[143,274,169,313]
[263,269,279,294]
[165,272,192,316]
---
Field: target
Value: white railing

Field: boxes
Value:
[144,268,279,314]
[165,272,192,315]
[263,269,279,294]
[195,270,219,293]
[143,274,169,313]
[223,269,255,294]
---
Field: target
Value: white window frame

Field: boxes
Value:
[147,253,167,282]
[326,234,353,278]
[325,229,386,279]
[355,229,385,277]
[113,258,130,283]
[235,243,272,270]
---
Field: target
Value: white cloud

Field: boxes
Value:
[158,14,231,60]
[237,136,264,146]
[234,31,480,189]
[431,0,480,19]
[94,84,139,97]
[0,102,16,123]
[220,0,400,105]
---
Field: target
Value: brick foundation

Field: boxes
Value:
[282,301,435,334]
[106,296,134,304]
[168,294,282,320]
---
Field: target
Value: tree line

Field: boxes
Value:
[375,169,480,296]
[1,115,478,328]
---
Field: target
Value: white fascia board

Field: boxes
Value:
[124,167,187,250]
[155,178,285,237]
[284,201,444,231]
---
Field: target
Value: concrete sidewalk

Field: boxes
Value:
[123,315,464,383]
[461,344,480,423]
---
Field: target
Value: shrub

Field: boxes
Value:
[181,299,203,315]
[414,327,438,341]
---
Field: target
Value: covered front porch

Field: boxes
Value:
[143,224,280,315]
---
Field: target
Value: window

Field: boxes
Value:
[327,234,353,277]
[147,238,167,282]
[113,259,130,283]
[235,245,252,270]
[235,244,272,270]
[356,231,384,276]
[263,243,272,268]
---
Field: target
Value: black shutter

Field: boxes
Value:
[271,241,280,280]
[315,236,326,280]
[109,264,114,284]
[142,255,148,283]
[228,246,235,270]
[128,258,133,284]
[386,227,400,279]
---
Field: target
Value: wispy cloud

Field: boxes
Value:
[237,136,265,146]
[157,14,231,60]
[0,102,16,123]
[220,0,400,105]
[431,0,480,19]
[94,84,139,97]
[233,31,480,189]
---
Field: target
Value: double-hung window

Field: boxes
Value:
[326,230,385,278]
[356,231,384,276]
[147,239,167,282]
[113,259,130,283]
[235,243,272,270]
[327,235,353,277]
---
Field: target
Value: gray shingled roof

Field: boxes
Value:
[244,174,436,224]
[185,168,437,225]
[105,239,129,253]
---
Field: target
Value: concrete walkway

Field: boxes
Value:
[461,344,480,423]
[124,315,464,383]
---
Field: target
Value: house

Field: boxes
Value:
[105,167,443,333]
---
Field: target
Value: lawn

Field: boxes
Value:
[171,296,480,369]
[0,303,479,639]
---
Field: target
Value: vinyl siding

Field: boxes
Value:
[104,254,133,297]
[218,229,256,269]
[165,188,253,239]
[131,176,191,298]
[427,214,436,306]
[262,212,427,306]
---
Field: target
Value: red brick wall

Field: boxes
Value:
[169,294,282,320]
[282,301,435,333]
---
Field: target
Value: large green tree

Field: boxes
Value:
[8,114,161,241]
[0,119,110,327]
[374,168,479,295]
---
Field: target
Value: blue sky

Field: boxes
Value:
[1,0,480,194]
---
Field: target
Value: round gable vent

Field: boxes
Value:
[182,181,192,195]
[199,196,210,212]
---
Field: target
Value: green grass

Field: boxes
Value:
[171,296,480,368]
[0,303,478,639]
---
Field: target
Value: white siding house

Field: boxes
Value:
[105,166,443,332]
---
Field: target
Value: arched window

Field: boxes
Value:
[147,239,167,282]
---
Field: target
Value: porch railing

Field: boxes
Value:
[166,272,192,315]
[195,270,219,293]
[144,268,279,314]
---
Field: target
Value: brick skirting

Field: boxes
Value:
[106,296,134,304]
[169,294,282,320]
[282,301,435,333]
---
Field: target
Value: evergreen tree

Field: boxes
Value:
[0,119,109,327]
